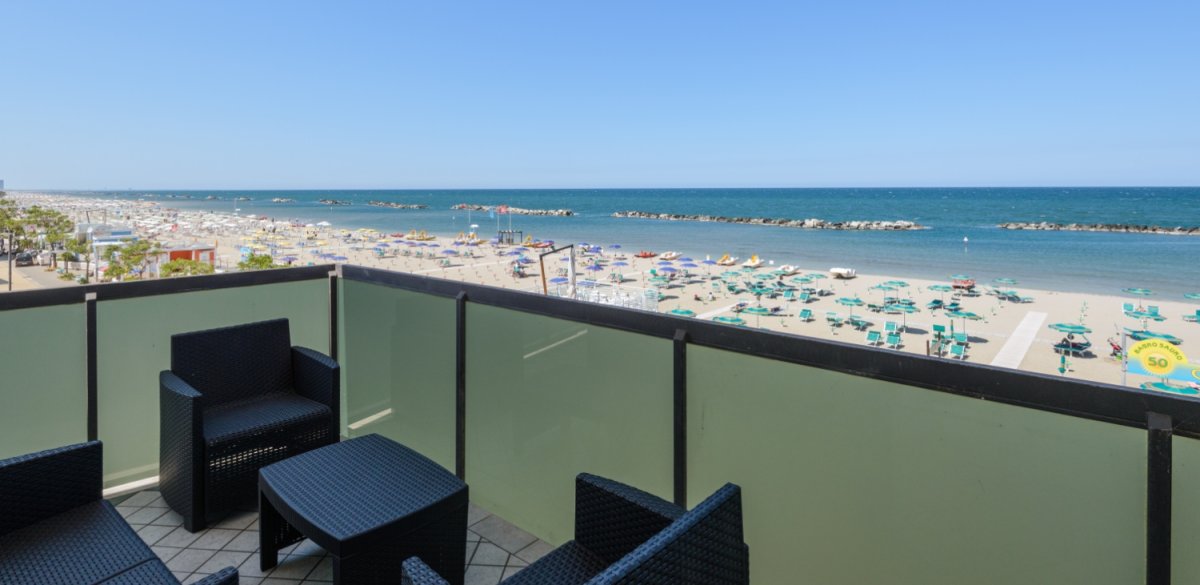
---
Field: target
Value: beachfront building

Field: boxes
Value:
[0,263,1194,585]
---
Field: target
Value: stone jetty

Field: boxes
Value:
[997,222,1200,235]
[611,210,925,230]
[451,204,574,216]
[318,199,352,206]
[270,197,295,203]
[368,201,428,209]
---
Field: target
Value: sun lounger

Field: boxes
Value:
[886,333,902,349]
[953,332,968,346]
[885,321,898,334]
[798,293,811,303]
[926,299,944,310]
[949,343,967,359]
[1184,310,1200,323]
[826,312,844,327]
[1123,302,1135,312]
[848,316,870,330]
[798,309,814,322]
[783,290,797,301]
[866,330,882,346]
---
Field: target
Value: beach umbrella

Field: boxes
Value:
[669,308,696,317]
[1128,330,1183,345]
[713,315,747,326]
[947,310,982,337]
[585,264,604,272]
[870,284,897,292]
[993,277,1018,286]
[743,305,771,327]
[659,266,678,273]
[883,280,910,288]
[657,260,674,266]
[681,262,699,268]
[1123,287,1154,296]
[949,274,971,280]
[609,244,621,249]
[612,261,629,267]
[549,277,569,284]
[441,249,457,255]
[1048,323,1092,334]
[790,276,813,284]
[1185,292,1200,300]
[678,257,694,262]
[332,255,348,261]
[837,297,864,318]
[701,259,718,265]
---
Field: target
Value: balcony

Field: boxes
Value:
[2,264,1198,584]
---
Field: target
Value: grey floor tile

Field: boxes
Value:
[107,493,133,506]
[514,540,554,564]
[223,530,261,553]
[137,524,176,546]
[269,555,321,581]
[116,505,142,519]
[192,528,241,550]
[158,526,203,548]
[182,574,211,585]
[122,491,163,507]
[214,510,258,530]
[151,509,185,527]
[127,506,170,525]
[465,540,479,564]
[236,554,275,578]
[502,565,525,580]
[260,579,302,585]
[172,572,190,582]
[289,539,326,557]
[470,515,537,554]
[166,549,217,573]
[464,565,504,585]
[144,495,169,508]
[152,546,183,563]
[238,578,264,585]
[506,555,528,568]
[306,557,333,581]
[248,518,261,531]
[467,502,492,526]
[467,529,481,543]
[197,550,252,574]
[470,542,510,567]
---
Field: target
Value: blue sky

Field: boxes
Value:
[2,1,1197,189]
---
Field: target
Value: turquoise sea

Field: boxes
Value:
[60,187,1200,296]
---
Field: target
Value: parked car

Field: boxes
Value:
[15,252,34,266]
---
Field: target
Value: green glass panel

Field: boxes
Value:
[0,304,87,458]
[339,280,456,470]
[465,304,673,545]
[1174,436,1200,581]
[96,280,329,489]
[688,346,1145,585]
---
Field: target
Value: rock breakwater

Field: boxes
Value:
[998,222,1200,235]
[451,204,574,216]
[319,199,352,206]
[612,211,925,230]
[368,201,428,209]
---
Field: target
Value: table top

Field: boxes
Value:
[260,434,466,552]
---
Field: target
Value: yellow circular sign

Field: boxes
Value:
[1130,339,1188,376]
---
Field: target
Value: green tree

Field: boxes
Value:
[100,239,163,281]
[161,258,215,277]
[65,237,92,278]
[237,253,276,271]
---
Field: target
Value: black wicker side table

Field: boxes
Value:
[259,434,467,585]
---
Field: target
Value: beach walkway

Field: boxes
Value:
[990,311,1048,369]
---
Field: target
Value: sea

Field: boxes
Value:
[54,187,1200,297]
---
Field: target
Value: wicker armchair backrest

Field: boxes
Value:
[593,483,748,585]
[171,318,294,407]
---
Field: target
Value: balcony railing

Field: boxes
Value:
[2,264,1198,584]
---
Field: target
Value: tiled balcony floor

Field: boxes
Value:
[109,490,554,585]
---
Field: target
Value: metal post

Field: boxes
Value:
[1147,412,1172,585]
[86,293,98,441]
[455,291,467,480]
[673,329,688,507]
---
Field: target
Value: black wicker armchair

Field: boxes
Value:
[402,473,749,585]
[0,441,238,584]
[159,318,339,532]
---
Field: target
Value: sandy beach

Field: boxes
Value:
[6,191,1198,391]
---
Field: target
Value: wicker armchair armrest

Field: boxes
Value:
[192,566,239,585]
[574,473,684,565]
[401,556,451,585]
[159,371,204,529]
[292,346,339,407]
[0,441,102,535]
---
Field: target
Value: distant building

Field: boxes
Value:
[0,179,5,190]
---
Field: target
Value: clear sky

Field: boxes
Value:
[2,1,1197,189]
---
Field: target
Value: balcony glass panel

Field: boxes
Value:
[465,304,673,544]
[1174,435,1200,581]
[339,280,456,470]
[95,280,329,489]
[687,345,1146,585]
[0,304,87,458]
